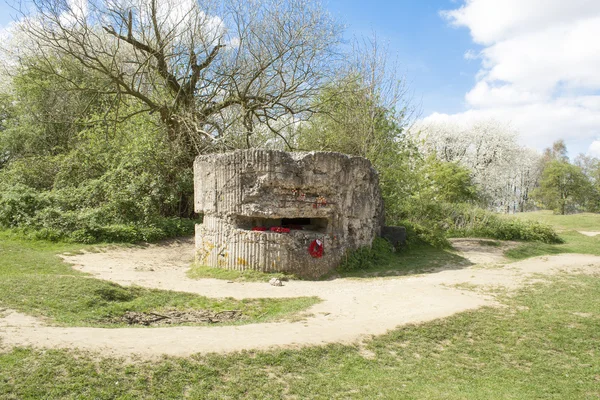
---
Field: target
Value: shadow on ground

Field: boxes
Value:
[331,242,474,280]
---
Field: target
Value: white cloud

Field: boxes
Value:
[589,140,600,157]
[442,0,600,45]
[125,0,226,45]
[424,98,600,150]
[465,82,544,107]
[434,0,600,155]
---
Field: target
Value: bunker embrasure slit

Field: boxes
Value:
[234,216,329,233]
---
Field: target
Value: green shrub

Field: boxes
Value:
[0,183,50,227]
[390,201,562,246]
[387,201,453,248]
[0,109,197,244]
[337,237,395,272]
[399,220,451,248]
[444,204,563,244]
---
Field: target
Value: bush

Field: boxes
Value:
[389,201,562,246]
[337,237,395,272]
[0,181,196,243]
[441,203,562,243]
[448,217,563,243]
[0,107,197,243]
[0,183,50,227]
[399,220,451,248]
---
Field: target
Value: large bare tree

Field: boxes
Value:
[12,0,341,154]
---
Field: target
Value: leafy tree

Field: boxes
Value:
[0,54,196,241]
[0,93,15,168]
[296,72,418,220]
[543,139,569,162]
[293,32,416,226]
[0,57,110,164]
[532,160,591,215]
[12,0,342,156]
[297,75,403,159]
[419,156,478,204]
[574,153,600,212]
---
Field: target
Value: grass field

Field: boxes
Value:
[1,273,598,399]
[0,231,318,327]
[508,210,600,231]
[505,231,600,260]
[504,212,600,260]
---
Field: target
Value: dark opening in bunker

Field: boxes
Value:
[236,216,329,233]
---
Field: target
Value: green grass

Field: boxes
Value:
[477,239,501,247]
[0,231,319,327]
[505,231,600,260]
[2,273,599,399]
[509,210,600,231]
[502,211,600,260]
[187,263,298,282]
[334,242,472,278]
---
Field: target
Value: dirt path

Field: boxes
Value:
[1,239,599,358]
[579,231,600,237]
[447,238,519,264]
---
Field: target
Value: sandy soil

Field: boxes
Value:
[579,231,600,237]
[1,238,599,358]
[447,238,519,264]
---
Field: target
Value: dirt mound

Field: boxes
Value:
[112,309,242,326]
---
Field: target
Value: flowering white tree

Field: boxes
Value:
[413,119,542,212]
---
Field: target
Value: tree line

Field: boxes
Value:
[415,122,600,215]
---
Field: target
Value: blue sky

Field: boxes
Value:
[328,0,479,116]
[1,0,599,156]
[0,2,15,26]
[328,0,600,157]
[0,0,474,116]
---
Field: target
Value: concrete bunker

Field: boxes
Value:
[194,149,384,278]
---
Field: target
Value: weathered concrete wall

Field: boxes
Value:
[194,149,384,278]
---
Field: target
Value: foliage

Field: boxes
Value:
[297,75,403,160]
[336,237,395,272]
[448,213,562,243]
[0,65,197,242]
[532,160,591,214]
[417,155,479,203]
[399,201,562,245]
[574,153,600,212]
